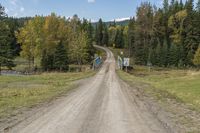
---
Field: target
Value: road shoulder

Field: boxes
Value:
[117,70,200,133]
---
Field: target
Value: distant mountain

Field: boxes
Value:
[106,19,130,26]
[92,19,130,27]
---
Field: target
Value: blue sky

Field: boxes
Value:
[0,0,197,21]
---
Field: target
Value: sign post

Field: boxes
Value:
[147,61,152,72]
[93,56,102,70]
[123,58,130,72]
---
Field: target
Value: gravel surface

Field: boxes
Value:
[8,46,170,133]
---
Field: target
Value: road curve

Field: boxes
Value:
[9,46,169,133]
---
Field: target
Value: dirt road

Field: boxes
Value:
[9,46,169,133]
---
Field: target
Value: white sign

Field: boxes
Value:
[124,58,130,67]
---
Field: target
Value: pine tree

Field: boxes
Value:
[163,0,169,13]
[96,19,103,45]
[177,44,185,67]
[41,50,54,71]
[102,24,109,46]
[184,0,199,66]
[149,48,157,66]
[197,0,200,12]
[155,43,162,66]
[161,40,168,67]
[193,47,200,68]
[115,28,124,48]
[171,0,175,6]
[54,41,69,71]
[169,44,178,67]
[0,5,15,74]
[86,22,95,61]
[185,0,194,12]
[95,25,98,45]
[128,18,135,57]
[134,2,153,65]
[180,0,184,10]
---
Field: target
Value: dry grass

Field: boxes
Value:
[0,71,95,119]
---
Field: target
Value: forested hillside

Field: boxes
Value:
[92,19,130,27]
[95,0,200,68]
[0,4,95,73]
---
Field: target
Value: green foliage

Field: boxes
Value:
[169,44,178,66]
[54,42,69,71]
[85,22,95,61]
[115,28,124,48]
[127,18,135,57]
[2,0,200,70]
[102,24,109,46]
[193,47,200,67]
[168,10,188,45]
[16,13,94,72]
[96,19,103,45]
[126,0,200,68]
[0,5,15,73]
[197,0,200,12]
[16,16,44,70]
[134,2,153,65]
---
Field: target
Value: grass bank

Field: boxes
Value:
[117,67,200,112]
[110,47,200,111]
[0,71,95,119]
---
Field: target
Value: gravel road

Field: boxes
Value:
[9,46,169,133]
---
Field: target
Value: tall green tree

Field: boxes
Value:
[86,21,95,61]
[134,2,153,65]
[102,24,109,46]
[128,18,135,57]
[115,28,124,48]
[0,4,15,74]
[197,0,200,12]
[163,0,169,13]
[193,46,200,68]
[54,41,69,71]
[96,19,103,45]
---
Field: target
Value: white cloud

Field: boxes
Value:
[6,0,25,17]
[88,0,95,3]
[20,7,25,12]
[5,8,9,14]
[9,0,18,5]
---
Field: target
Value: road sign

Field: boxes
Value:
[124,58,130,67]
[95,57,101,66]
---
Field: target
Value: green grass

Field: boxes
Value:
[0,71,95,119]
[117,68,200,111]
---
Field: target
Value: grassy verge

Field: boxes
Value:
[0,71,95,119]
[110,47,200,111]
[117,68,200,112]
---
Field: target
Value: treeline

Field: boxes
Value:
[16,14,95,71]
[0,3,95,72]
[95,0,200,68]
